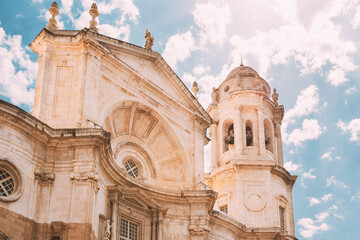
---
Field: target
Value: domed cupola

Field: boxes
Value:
[213,65,271,104]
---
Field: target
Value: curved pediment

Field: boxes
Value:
[102,101,191,190]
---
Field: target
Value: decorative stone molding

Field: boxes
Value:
[70,172,99,182]
[114,142,157,178]
[34,168,55,183]
[0,231,9,240]
[51,221,65,237]
[182,190,217,237]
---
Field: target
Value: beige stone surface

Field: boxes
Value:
[0,19,297,240]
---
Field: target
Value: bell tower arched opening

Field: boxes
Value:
[223,120,234,152]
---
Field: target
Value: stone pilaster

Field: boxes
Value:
[257,106,265,156]
[234,106,243,156]
[210,121,218,171]
[275,121,284,166]
[110,195,118,240]
[183,190,217,240]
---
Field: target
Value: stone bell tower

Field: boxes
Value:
[205,65,297,238]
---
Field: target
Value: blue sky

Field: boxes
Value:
[0,0,359,239]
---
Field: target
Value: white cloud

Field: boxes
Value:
[350,191,360,201]
[309,197,321,206]
[333,214,344,220]
[321,193,333,202]
[351,6,360,28]
[61,0,74,14]
[297,217,330,238]
[337,119,360,142]
[193,65,211,76]
[163,31,197,70]
[302,168,316,179]
[15,14,24,19]
[228,0,357,82]
[320,147,339,161]
[326,175,349,189]
[98,24,131,41]
[315,211,329,222]
[284,161,302,172]
[0,27,37,106]
[329,205,338,211]
[97,0,139,24]
[327,66,349,86]
[192,0,231,45]
[286,119,323,146]
[345,86,357,94]
[284,85,320,127]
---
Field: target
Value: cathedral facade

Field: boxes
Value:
[0,2,297,240]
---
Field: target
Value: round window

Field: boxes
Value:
[124,160,139,178]
[0,168,15,197]
[0,160,23,202]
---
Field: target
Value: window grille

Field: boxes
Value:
[279,207,285,231]
[220,205,228,214]
[125,161,139,178]
[120,218,139,240]
[0,168,15,197]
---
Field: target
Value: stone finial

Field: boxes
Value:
[272,88,279,105]
[46,1,59,31]
[89,3,99,32]
[144,29,154,50]
[211,87,218,104]
[192,82,200,99]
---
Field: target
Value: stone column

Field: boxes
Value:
[157,211,163,240]
[234,107,242,156]
[194,119,205,187]
[257,107,265,156]
[151,212,157,240]
[210,121,218,171]
[275,121,284,166]
[110,196,118,240]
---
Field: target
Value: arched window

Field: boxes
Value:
[223,120,234,152]
[264,119,273,153]
[245,120,253,146]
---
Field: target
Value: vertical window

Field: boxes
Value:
[220,205,228,214]
[245,120,253,146]
[125,161,139,178]
[279,207,285,231]
[120,218,139,240]
[264,119,273,153]
[223,120,234,152]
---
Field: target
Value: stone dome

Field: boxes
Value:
[216,65,271,100]
[225,65,260,80]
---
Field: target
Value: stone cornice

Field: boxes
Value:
[29,28,211,127]
[271,165,297,187]
[271,165,297,186]
[210,210,246,233]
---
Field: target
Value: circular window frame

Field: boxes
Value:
[0,159,23,202]
[122,158,142,179]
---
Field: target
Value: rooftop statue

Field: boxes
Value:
[144,29,154,50]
